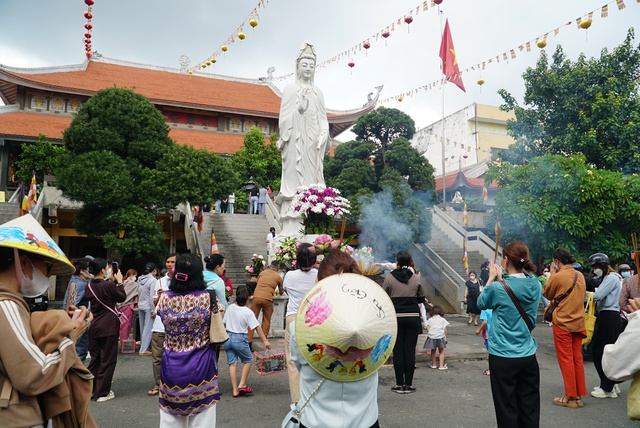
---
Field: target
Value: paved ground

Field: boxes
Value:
[88,315,634,427]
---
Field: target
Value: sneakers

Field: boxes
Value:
[614,384,621,394]
[96,391,115,402]
[404,386,416,393]
[591,386,617,399]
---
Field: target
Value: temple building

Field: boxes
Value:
[0,56,378,296]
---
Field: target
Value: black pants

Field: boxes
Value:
[488,354,540,428]
[88,334,119,399]
[393,317,421,386]
[591,310,623,392]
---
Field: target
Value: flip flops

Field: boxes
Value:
[147,388,159,396]
[483,369,491,376]
[439,364,448,370]
[429,364,437,369]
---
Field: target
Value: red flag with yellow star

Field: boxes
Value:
[439,19,466,92]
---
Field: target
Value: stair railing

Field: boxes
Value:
[181,202,206,260]
[432,205,501,261]
[411,243,465,307]
[265,196,282,234]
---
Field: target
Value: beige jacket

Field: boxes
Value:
[0,287,95,427]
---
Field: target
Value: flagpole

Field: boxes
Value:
[439,9,446,206]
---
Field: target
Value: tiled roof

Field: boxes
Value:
[0,111,248,153]
[1,60,283,116]
[435,170,499,192]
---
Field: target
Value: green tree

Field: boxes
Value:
[15,134,66,185]
[325,109,435,254]
[485,154,640,264]
[57,87,238,258]
[498,29,640,173]
[351,107,416,169]
[230,128,282,193]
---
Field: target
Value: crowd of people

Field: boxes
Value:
[2,208,639,427]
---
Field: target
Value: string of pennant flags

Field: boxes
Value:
[185,0,269,74]
[272,0,447,81]
[378,0,638,104]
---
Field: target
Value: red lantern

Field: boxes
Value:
[84,32,92,39]
[84,11,93,19]
[86,53,92,58]
[84,0,94,5]
[85,23,93,30]
[363,41,371,56]
[434,0,443,4]
[404,16,413,33]
[382,29,390,47]
[348,61,355,75]
[463,154,468,159]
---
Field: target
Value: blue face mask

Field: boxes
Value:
[621,271,631,278]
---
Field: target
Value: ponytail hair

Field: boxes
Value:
[502,242,536,273]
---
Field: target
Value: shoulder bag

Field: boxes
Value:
[582,292,596,345]
[544,271,578,323]
[281,378,325,428]
[87,282,128,325]
[499,278,533,332]
[207,290,229,345]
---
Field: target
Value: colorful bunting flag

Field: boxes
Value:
[602,5,609,16]
[482,186,489,203]
[616,0,626,9]
[18,182,26,216]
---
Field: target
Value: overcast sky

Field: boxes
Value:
[1,0,638,141]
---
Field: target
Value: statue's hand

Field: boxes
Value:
[317,131,328,150]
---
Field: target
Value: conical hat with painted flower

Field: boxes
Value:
[295,273,397,382]
[0,214,74,275]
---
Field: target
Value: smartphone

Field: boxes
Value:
[112,262,119,275]
[71,309,82,320]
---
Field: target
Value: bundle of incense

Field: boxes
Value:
[494,221,501,263]
[632,234,640,275]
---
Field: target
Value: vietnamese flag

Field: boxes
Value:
[439,19,466,92]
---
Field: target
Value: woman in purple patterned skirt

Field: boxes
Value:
[156,253,220,427]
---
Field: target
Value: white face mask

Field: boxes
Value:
[469,275,476,280]
[20,261,50,298]
[593,268,603,277]
[544,272,551,279]
[104,268,113,280]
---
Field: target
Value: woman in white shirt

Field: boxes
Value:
[283,243,317,403]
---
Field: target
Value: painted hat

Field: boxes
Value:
[295,273,397,382]
[0,214,74,275]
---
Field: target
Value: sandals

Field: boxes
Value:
[429,364,437,369]
[238,386,254,395]
[439,364,448,370]
[552,396,580,408]
[147,388,159,396]
[483,369,491,376]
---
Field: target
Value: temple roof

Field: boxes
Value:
[0,57,378,149]
[434,160,499,193]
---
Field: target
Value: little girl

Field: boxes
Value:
[424,305,450,370]
[223,285,271,397]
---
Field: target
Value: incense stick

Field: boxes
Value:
[339,217,347,241]
[493,221,501,263]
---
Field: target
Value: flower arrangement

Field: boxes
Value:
[245,254,265,277]
[288,184,351,235]
[275,237,299,269]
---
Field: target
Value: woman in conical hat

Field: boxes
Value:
[287,250,396,428]
[0,214,93,426]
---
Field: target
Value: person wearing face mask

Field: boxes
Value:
[84,257,126,402]
[586,252,623,399]
[0,214,95,427]
[618,264,639,315]
[464,271,483,326]
[117,269,138,344]
[543,248,587,408]
[63,257,93,364]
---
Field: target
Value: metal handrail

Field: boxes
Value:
[413,243,465,303]
[265,196,281,234]
[431,205,501,260]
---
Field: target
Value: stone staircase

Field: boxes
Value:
[201,212,271,287]
[427,226,488,281]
